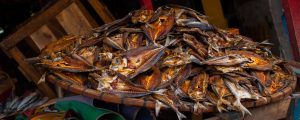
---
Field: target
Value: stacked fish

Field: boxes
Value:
[30,5,294,119]
[0,92,48,118]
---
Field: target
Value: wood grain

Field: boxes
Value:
[9,47,56,98]
[0,0,72,52]
[56,3,94,35]
[29,25,57,51]
[87,0,115,23]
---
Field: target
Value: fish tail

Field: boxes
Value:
[216,100,227,112]
[155,100,163,116]
[37,73,47,84]
[194,102,207,111]
[193,102,206,115]
[175,110,186,120]
[233,100,252,116]
[216,105,227,112]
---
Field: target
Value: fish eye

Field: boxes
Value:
[159,18,165,22]
[136,59,141,63]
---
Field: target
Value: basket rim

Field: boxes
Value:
[46,67,297,113]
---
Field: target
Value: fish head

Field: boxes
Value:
[40,35,79,59]
[125,33,143,50]
[143,8,175,42]
[131,10,154,23]
[227,50,272,70]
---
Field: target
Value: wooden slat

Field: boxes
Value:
[24,37,41,54]
[56,3,95,35]
[0,0,101,99]
[87,0,115,23]
[18,67,32,82]
[74,0,98,28]
[268,0,293,60]
[46,18,68,38]
[0,0,73,52]
[282,0,300,61]
[29,25,57,51]
[8,47,56,98]
[201,0,228,28]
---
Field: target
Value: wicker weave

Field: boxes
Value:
[46,65,297,113]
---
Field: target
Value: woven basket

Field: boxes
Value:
[46,66,297,113]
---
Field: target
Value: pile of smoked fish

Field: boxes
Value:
[30,5,295,119]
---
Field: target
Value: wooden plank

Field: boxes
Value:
[18,66,32,82]
[74,0,98,28]
[56,2,95,35]
[268,0,293,60]
[0,0,73,52]
[24,37,41,54]
[201,0,227,28]
[46,18,68,38]
[88,0,115,23]
[282,0,300,61]
[8,47,56,98]
[29,25,57,51]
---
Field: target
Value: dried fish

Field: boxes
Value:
[30,5,296,118]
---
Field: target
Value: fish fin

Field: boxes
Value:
[37,73,47,84]
[259,40,273,46]
[262,97,268,103]
[153,89,167,95]
[155,100,166,116]
[164,37,176,47]
[190,55,203,64]
[203,101,213,106]
[233,100,252,116]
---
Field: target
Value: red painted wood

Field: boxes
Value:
[282,0,300,61]
[139,0,153,10]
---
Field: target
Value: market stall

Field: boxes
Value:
[0,0,299,119]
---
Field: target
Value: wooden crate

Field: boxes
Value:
[0,0,100,98]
